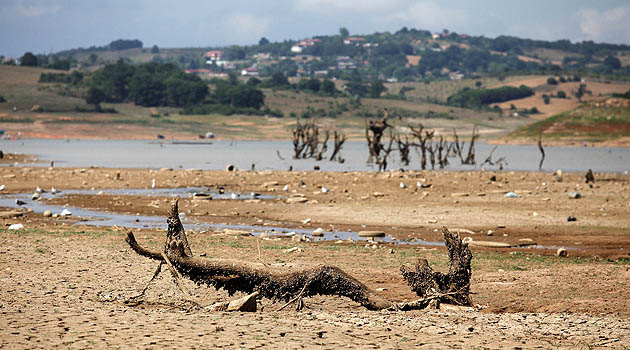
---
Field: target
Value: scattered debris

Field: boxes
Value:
[585,169,595,184]
[8,223,24,230]
[0,211,23,218]
[312,228,325,236]
[358,231,386,237]
[208,292,258,312]
[286,197,308,204]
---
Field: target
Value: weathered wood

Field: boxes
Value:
[126,202,473,311]
[400,227,473,306]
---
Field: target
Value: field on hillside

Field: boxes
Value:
[509,102,630,146]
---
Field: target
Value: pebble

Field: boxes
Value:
[60,209,72,216]
[373,192,385,197]
[556,247,568,257]
[302,218,312,224]
[312,228,325,236]
[358,231,385,237]
[399,182,407,189]
[567,216,577,222]
[321,187,329,193]
[15,199,26,205]
[283,185,289,191]
[8,223,24,230]
[286,197,308,204]
[32,192,40,200]
[451,192,470,197]
[0,184,4,191]
[487,230,495,236]
[568,191,581,199]
[43,210,52,217]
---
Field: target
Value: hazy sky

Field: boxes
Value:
[1,0,630,57]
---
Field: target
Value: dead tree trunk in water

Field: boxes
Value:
[437,136,452,169]
[463,126,480,165]
[537,131,545,170]
[329,130,346,162]
[396,135,411,166]
[315,130,329,161]
[377,131,395,172]
[364,112,390,164]
[452,129,466,164]
[125,201,473,311]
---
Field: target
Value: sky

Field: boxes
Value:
[1,0,630,57]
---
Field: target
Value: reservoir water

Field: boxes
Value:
[1,139,629,173]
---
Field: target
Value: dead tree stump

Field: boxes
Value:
[400,227,472,307]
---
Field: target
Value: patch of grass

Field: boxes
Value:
[510,103,630,142]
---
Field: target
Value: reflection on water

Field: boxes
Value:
[1,139,629,172]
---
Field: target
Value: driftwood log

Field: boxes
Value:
[125,200,473,311]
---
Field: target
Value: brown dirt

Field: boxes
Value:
[1,166,629,348]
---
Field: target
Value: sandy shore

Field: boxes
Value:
[1,165,629,348]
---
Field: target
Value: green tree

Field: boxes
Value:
[86,86,106,112]
[603,55,621,70]
[575,83,586,102]
[151,45,159,54]
[258,37,270,46]
[321,79,336,95]
[542,94,550,104]
[20,52,38,66]
[270,72,289,87]
[557,90,566,98]
[368,80,386,98]
[339,27,350,38]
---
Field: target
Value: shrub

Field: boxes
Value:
[446,85,534,108]
[546,77,558,85]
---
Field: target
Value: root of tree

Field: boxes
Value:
[125,199,473,311]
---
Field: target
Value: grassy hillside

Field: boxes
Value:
[509,102,630,145]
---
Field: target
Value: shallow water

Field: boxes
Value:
[1,139,629,172]
[1,188,585,250]
[0,189,392,243]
